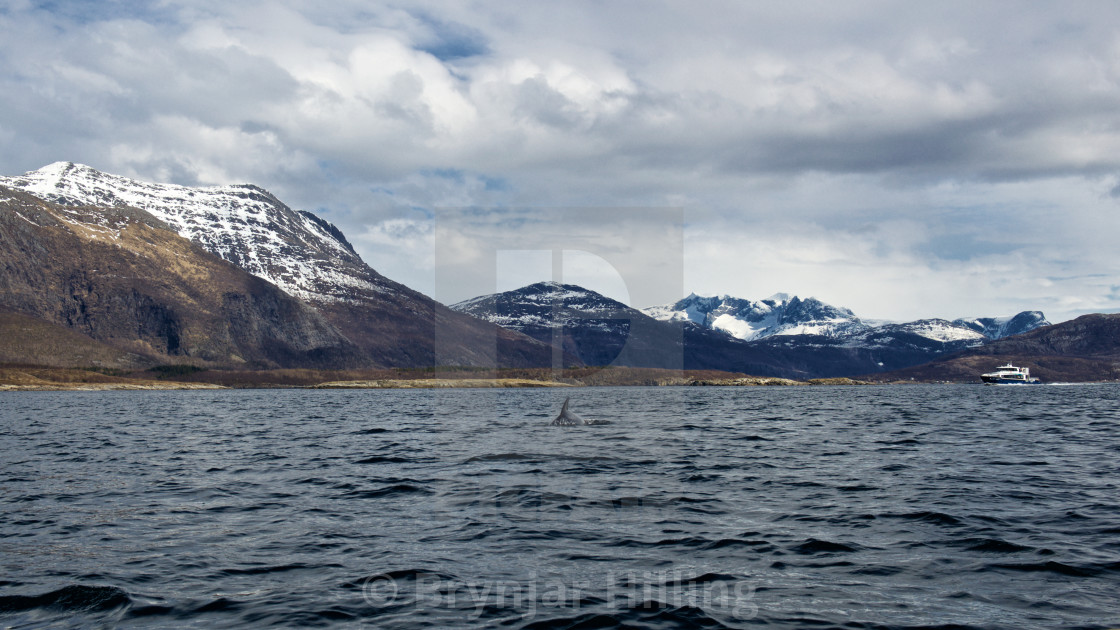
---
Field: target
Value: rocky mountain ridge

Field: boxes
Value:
[643,292,1049,344]
[643,292,864,340]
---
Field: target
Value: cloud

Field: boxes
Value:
[3,1,1120,321]
[429,206,683,309]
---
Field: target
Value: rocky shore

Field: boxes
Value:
[312,378,574,389]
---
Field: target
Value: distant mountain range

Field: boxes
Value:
[0,162,1068,379]
[642,292,1047,343]
[451,282,1051,379]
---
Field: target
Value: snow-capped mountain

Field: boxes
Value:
[643,293,1048,345]
[0,162,376,304]
[0,163,557,369]
[642,293,865,340]
[0,184,359,368]
[452,281,669,367]
[453,281,628,329]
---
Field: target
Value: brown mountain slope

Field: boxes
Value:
[0,186,361,368]
[866,313,1120,382]
[0,305,150,368]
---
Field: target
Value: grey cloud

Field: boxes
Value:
[512,77,584,129]
[9,1,1120,185]
[372,71,435,131]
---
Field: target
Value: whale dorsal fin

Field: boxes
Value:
[549,397,609,426]
[551,397,580,425]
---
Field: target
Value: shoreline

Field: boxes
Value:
[0,382,226,391]
[311,378,577,389]
[4,374,1106,390]
[0,374,877,391]
[5,378,1110,391]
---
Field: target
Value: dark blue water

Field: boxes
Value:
[2,385,1119,629]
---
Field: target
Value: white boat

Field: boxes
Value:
[981,363,1040,385]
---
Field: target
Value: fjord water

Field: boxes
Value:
[2,385,1118,629]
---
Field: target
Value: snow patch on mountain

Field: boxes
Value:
[953,311,1051,339]
[887,319,987,343]
[1,162,379,304]
[708,313,767,340]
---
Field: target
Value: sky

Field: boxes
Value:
[3,0,1120,322]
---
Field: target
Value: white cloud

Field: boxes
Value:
[2,1,1120,322]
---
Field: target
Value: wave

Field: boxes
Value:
[961,538,1035,553]
[883,511,964,526]
[464,453,623,464]
[0,585,130,613]
[339,484,431,499]
[354,455,413,464]
[789,538,860,554]
[520,600,737,630]
[988,560,1112,578]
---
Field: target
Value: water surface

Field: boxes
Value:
[2,385,1119,628]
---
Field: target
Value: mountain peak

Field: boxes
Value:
[36,160,89,174]
[1,162,374,304]
[508,281,611,301]
[452,281,635,318]
[526,280,565,290]
[449,281,663,368]
[25,161,100,186]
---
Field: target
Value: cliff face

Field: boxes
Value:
[0,186,360,368]
[0,306,149,369]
